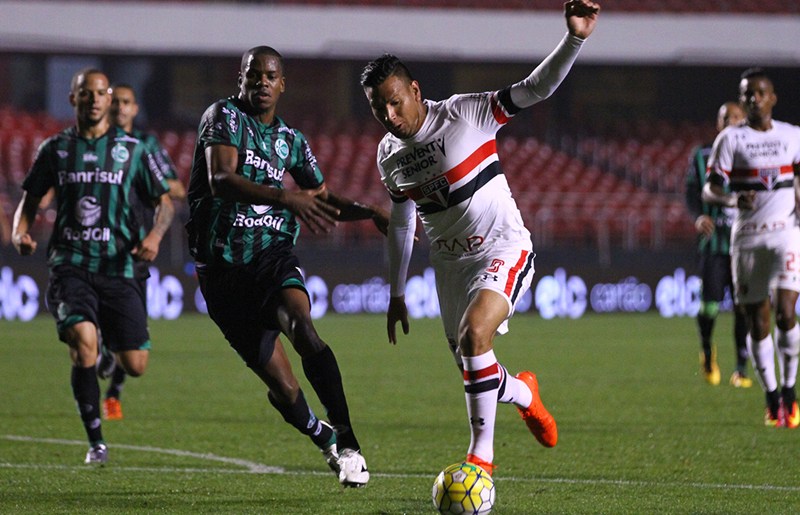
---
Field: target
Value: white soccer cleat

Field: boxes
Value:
[321,442,340,474]
[337,448,369,488]
[84,443,108,464]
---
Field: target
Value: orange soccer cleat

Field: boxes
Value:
[515,371,558,448]
[764,406,784,428]
[103,397,123,421]
[785,401,799,429]
[465,454,496,477]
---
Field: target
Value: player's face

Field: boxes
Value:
[239,53,285,116]
[364,74,425,139]
[739,77,776,124]
[70,73,112,127]
[110,87,139,131]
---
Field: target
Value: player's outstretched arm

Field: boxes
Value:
[507,0,600,110]
[702,182,754,210]
[206,144,339,234]
[11,192,41,256]
[324,190,390,236]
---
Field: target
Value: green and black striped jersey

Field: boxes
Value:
[685,144,733,256]
[187,97,324,266]
[130,129,179,182]
[22,125,169,278]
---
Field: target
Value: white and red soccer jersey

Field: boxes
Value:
[376,93,530,261]
[708,120,800,248]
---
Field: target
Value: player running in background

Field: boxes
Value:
[360,0,599,474]
[685,101,752,387]
[187,46,387,487]
[97,83,188,421]
[12,68,174,463]
[704,68,800,428]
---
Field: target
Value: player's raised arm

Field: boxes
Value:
[565,0,600,39]
[507,0,599,110]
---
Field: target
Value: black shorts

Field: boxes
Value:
[46,264,150,351]
[699,254,733,303]
[196,246,307,369]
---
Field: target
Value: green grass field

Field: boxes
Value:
[2,313,799,514]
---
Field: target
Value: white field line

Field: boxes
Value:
[3,434,800,493]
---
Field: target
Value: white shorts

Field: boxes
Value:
[433,242,535,345]
[732,234,800,304]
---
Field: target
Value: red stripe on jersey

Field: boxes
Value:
[504,250,531,296]
[463,363,499,382]
[404,140,497,201]
[490,95,510,125]
[729,164,794,178]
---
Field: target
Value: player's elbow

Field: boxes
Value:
[209,171,235,199]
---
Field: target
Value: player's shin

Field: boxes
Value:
[267,390,336,449]
[71,365,104,445]
[462,350,501,464]
[775,324,799,389]
[301,346,360,451]
[748,334,778,392]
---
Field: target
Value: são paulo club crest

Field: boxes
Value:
[758,167,779,190]
[420,176,450,208]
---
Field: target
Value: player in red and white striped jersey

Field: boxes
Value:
[361,0,600,473]
[704,67,800,428]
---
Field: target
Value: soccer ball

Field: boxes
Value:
[432,462,495,514]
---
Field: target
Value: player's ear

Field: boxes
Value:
[411,80,422,101]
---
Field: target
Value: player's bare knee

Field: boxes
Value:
[751,318,772,340]
[124,364,146,377]
[775,310,797,332]
[119,354,148,377]
[458,323,492,356]
[291,327,327,357]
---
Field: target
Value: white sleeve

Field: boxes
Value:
[707,130,733,187]
[509,33,585,109]
[387,198,417,297]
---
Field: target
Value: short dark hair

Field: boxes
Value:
[360,53,414,88]
[111,83,136,98]
[740,67,769,82]
[242,46,284,73]
[70,68,105,93]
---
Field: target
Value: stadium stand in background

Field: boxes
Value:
[0,104,703,252]
[3,1,796,255]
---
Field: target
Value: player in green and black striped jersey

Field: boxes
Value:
[685,101,751,388]
[187,46,386,487]
[112,83,186,203]
[12,68,175,465]
[97,84,188,422]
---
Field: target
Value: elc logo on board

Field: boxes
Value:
[0,267,39,321]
